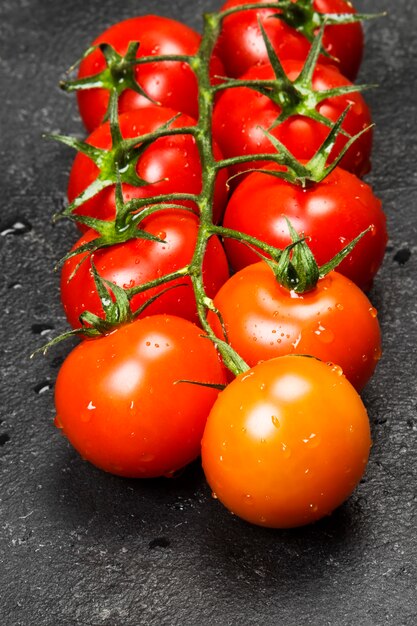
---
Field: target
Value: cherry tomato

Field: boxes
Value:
[61,211,230,329]
[201,355,371,528]
[216,0,363,81]
[212,60,372,180]
[208,263,381,390]
[55,315,227,478]
[77,15,224,132]
[68,107,229,228]
[222,164,387,291]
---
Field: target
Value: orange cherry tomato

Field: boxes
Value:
[202,355,371,528]
[208,263,382,391]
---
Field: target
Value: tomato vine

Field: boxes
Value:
[44,4,374,379]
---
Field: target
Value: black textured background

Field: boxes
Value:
[1,1,416,624]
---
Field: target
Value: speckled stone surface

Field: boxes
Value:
[1,1,416,624]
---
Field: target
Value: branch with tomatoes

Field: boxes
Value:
[39,0,387,529]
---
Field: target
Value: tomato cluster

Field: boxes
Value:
[45,1,387,529]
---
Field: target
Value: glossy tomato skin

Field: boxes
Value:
[77,15,224,132]
[55,315,227,478]
[217,0,363,81]
[222,164,387,291]
[201,355,371,528]
[208,263,381,390]
[68,107,229,228]
[61,211,230,329]
[212,60,372,180]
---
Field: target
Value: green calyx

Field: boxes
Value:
[31,261,130,356]
[60,41,194,126]
[46,91,197,226]
[258,105,373,187]
[217,22,375,133]
[225,105,373,189]
[271,0,385,43]
[267,218,370,294]
[56,175,198,276]
[33,259,190,356]
[61,42,157,111]
[272,0,321,41]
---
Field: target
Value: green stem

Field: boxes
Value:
[184,12,250,376]
[211,225,281,260]
[126,267,190,298]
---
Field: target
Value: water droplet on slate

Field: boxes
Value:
[1,220,32,237]
[31,323,54,336]
[33,381,51,395]
[393,248,411,265]
[0,433,11,446]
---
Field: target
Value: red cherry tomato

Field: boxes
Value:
[208,262,382,390]
[212,60,372,180]
[201,355,371,528]
[222,164,387,291]
[217,0,363,80]
[77,15,224,132]
[55,315,227,478]
[61,211,230,329]
[67,107,229,227]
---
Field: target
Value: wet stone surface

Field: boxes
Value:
[0,1,416,625]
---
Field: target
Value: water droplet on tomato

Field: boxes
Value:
[361,354,368,362]
[309,504,319,513]
[315,324,334,344]
[211,492,218,500]
[281,443,291,458]
[164,470,176,478]
[302,433,321,448]
[369,307,378,318]
[291,333,302,349]
[373,346,382,361]
[240,371,254,383]
[336,303,344,311]
[140,453,155,462]
[54,416,63,430]
[271,415,280,429]
[328,363,343,376]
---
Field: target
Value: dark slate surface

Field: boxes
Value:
[1,1,416,624]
